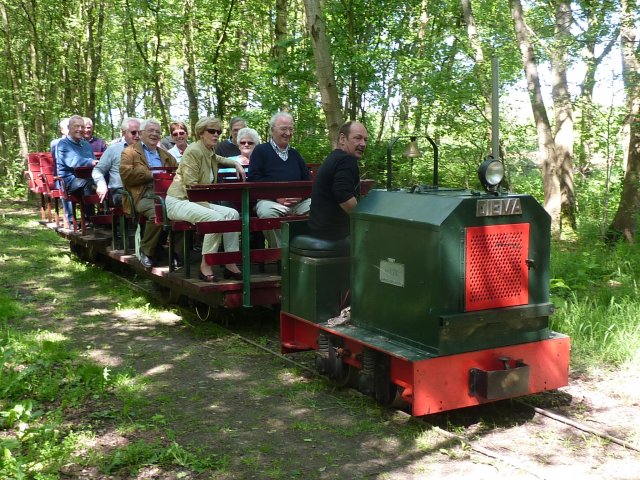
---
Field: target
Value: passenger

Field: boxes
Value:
[83,117,107,153]
[215,116,246,157]
[247,111,310,247]
[56,115,98,226]
[308,121,368,241]
[236,127,264,250]
[236,127,260,165]
[50,118,69,164]
[160,123,176,151]
[92,117,142,207]
[167,121,189,162]
[120,119,178,268]
[165,117,245,282]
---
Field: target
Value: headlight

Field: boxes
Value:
[478,157,504,192]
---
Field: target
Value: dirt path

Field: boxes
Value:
[29,281,640,480]
[4,205,640,479]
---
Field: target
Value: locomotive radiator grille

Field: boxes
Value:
[464,223,529,311]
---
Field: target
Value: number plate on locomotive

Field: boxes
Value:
[476,198,522,217]
[379,259,405,287]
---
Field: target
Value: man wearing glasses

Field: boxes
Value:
[93,117,142,207]
[248,111,311,247]
[215,116,246,157]
[120,119,178,268]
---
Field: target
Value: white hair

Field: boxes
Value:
[121,117,142,131]
[237,127,261,145]
[140,118,161,131]
[269,111,293,129]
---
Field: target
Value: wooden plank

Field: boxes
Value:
[186,181,313,203]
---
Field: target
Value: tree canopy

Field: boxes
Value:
[0,0,638,239]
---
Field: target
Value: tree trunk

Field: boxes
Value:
[551,0,576,232]
[576,1,618,170]
[182,0,199,134]
[86,0,105,122]
[460,0,492,140]
[125,0,168,128]
[211,0,236,119]
[303,0,344,146]
[0,3,28,159]
[510,0,562,233]
[609,0,640,242]
[376,78,392,145]
[273,0,288,89]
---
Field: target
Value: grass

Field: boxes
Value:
[550,223,640,372]
[0,300,224,479]
[1,201,639,477]
[0,212,229,478]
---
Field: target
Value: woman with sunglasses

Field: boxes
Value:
[236,127,261,166]
[167,122,189,162]
[165,117,246,282]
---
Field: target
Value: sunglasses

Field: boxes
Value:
[205,128,222,135]
[172,131,186,137]
[239,141,255,146]
[129,130,140,135]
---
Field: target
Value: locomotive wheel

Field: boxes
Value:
[327,336,349,383]
[315,353,329,374]
[70,242,94,262]
[69,242,81,257]
[168,288,182,305]
[375,381,398,406]
[335,364,359,388]
[373,351,397,405]
[315,333,330,374]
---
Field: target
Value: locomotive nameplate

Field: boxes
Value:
[379,259,404,287]
[476,198,522,217]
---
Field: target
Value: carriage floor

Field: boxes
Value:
[48,222,282,309]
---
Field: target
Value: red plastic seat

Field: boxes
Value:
[148,171,195,274]
[40,154,69,228]
[57,166,104,235]
[25,153,46,221]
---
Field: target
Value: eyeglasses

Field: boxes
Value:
[172,130,186,137]
[277,127,294,133]
[129,130,140,136]
[239,141,255,146]
[205,128,222,135]
[143,129,162,135]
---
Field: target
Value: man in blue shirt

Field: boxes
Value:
[50,117,69,165]
[120,119,178,268]
[56,115,97,226]
[92,117,142,207]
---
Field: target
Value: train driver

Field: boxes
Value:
[308,121,368,242]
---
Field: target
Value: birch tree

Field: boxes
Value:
[510,0,563,232]
[303,0,344,145]
[609,0,640,242]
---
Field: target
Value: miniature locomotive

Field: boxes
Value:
[280,157,570,415]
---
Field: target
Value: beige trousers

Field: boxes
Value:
[166,196,239,254]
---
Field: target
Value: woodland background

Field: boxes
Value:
[0,0,638,241]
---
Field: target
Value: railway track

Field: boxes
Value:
[103,262,639,480]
